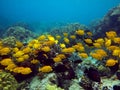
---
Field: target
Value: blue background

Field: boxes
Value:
[0,0,120,29]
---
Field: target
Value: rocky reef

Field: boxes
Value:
[91,4,120,39]
[50,23,90,36]
[3,26,38,43]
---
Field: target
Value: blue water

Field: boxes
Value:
[0,0,120,31]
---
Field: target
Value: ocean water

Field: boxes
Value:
[0,0,120,32]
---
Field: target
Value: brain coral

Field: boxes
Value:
[2,36,16,47]
[0,70,18,90]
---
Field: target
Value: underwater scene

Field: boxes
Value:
[1,0,120,90]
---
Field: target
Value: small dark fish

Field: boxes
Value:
[109,63,119,74]
[113,85,120,90]
[54,63,68,73]
[73,59,82,64]
[116,71,120,80]
[36,51,54,65]
[0,55,10,59]
[85,67,101,82]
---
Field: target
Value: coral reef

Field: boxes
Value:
[69,79,84,90]
[0,28,120,89]
[29,73,59,90]
[50,23,90,38]
[3,26,38,43]
[1,36,16,47]
[0,70,18,90]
